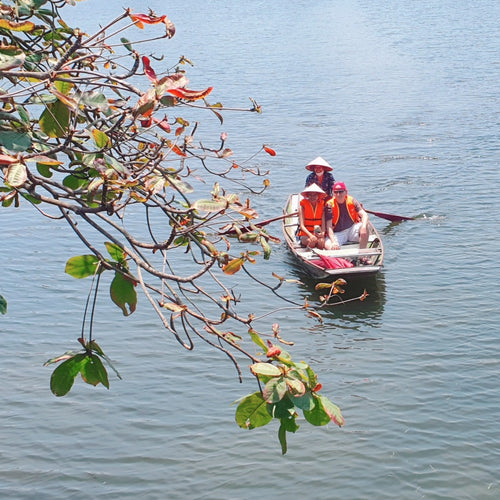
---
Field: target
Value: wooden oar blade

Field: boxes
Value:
[366,209,414,222]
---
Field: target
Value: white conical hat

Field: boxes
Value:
[301,183,326,197]
[305,156,333,171]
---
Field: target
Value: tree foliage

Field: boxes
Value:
[0,0,347,453]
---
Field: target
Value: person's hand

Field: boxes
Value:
[307,234,318,248]
[330,238,340,250]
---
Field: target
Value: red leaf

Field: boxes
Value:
[155,73,189,97]
[171,145,187,157]
[130,13,167,29]
[152,116,171,133]
[0,154,17,165]
[266,346,282,358]
[142,56,157,83]
[167,87,213,101]
[134,88,157,117]
[263,146,276,156]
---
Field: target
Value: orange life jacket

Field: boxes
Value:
[298,198,324,236]
[328,195,360,226]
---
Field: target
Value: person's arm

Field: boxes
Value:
[327,173,335,196]
[358,207,369,229]
[357,207,369,248]
[324,204,340,249]
[299,203,316,242]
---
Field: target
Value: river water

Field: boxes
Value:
[1,1,499,498]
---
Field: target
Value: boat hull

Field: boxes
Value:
[282,194,384,280]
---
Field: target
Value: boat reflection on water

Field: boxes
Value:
[284,252,386,328]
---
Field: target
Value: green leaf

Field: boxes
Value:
[43,350,81,366]
[248,328,267,352]
[87,340,104,356]
[50,353,87,397]
[20,192,42,204]
[39,100,70,138]
[303,395,331,426]
[63,174,87,190]
[54,79,73,95]
[65,254,100,278]
[174,235,189,246]
[120,37,133,52]
[269,396,294,419]
[249,362,282,378]
[318,395,345,427]
[260,236,272,260]
[5,163,27,187]
[159,95,176,107]
[92,129,110,148]
[278,421,287,455]
[315,282,334,290]
[285,377,306,397]
[36,163,53,178]
[104,242,126,263]
[110,271,137,316]
[168,176,194,194]
[282,415,300,434]
[191,198,227,212]
[27,93,57,105]
[0,131,32,152]
[222,257,244,275]
[104,154,130,176]
[263,377,287,403]
[80,355,109,389]
[77,91,109,111]
[17,105,30,125]
[23,52,42,71]
[0,294,7,314]
[98,352,122,380]
[293,391,315,411]
[2,193,16,207]
[0,45,25,70]
[235,392,272,429]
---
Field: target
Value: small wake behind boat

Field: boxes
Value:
[282,194,384,280]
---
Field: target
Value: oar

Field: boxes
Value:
[365,209,414,222]
[219,207,412,235]
[219,212,298,235]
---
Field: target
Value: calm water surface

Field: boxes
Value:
[1,1,499,498]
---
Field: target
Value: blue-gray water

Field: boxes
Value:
[1,1,499,498]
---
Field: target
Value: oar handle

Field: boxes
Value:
[219,211,299,235]
[253,211,299,227]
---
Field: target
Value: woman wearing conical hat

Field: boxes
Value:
[304,156,335,198]
[298,183,328,249]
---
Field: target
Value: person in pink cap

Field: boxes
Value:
[298,183,328,249]
[304,156,335,198]
[325,181,369,251]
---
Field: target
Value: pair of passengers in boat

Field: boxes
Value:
[298,179,369,251]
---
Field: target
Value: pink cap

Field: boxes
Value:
[333,181,347,191]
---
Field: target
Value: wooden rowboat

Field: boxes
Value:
[282,194,384,280]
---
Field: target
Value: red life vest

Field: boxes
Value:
[328,195,360,226]
[298,198,324,236]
